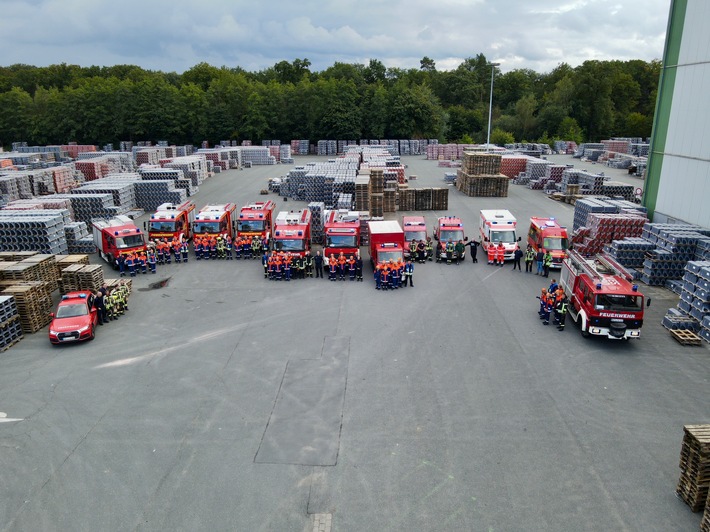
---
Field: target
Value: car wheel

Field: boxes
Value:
[89,326,95,340]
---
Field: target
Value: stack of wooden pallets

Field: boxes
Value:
[676,424,710,512]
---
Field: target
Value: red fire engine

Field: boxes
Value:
[92,216,147,266]
[527,217,569,269]
[237,200,276,245]
[368,220,404,267]
[324,210,361,258]
[147,201,196,243]
[402,216,427,259]
[560,249,648,339]
[434,216,466,262]
[272,210,312,257]
[192,204,238,238]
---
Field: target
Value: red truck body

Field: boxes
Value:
[193,204,238,238]
[92,215,147,265]
[324,210,361,258]
[402,216,427,259]
[560,249,646,339]
[368,220,404,267]
[528,217,569,269]
[272,210,312,257]
[237,200,276,244]
[147,201,196,243]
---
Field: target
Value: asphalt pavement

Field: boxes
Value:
[0,153,707,532]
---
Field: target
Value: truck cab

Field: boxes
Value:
[147,201,196,243]
[193,204,237,238]
[272,210,312,257]
[560,250,646,339]
[92,216,147,266]
[367,220,405,267]
[528,217,569,268]
[237,200,276,245]
[324,210,361,258]
[402,216,427,259]
[434,216,465,262]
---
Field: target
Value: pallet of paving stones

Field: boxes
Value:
[0,314,23,352]
[677,424,710,512]
[0,295,19,325]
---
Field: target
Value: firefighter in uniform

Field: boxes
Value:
[234,236,242,260]
[425,238,434,261]
[445,241,455,264]
[216,235,225,259]
[380,263,390,290]
[304,251,313,278]
[117,254,126,276]
[455,240,465,265]
[329,255,337,281]
[525,245,535,273]
[126,253,136,277]
[556,293,569,331]
[225,235,233,260]
[181,240,189,262]
[314,251,324,279]
[355,254,363,281]
[402,259,414,287]
[543,250,553,278]
[416,240,426,263]
[138,251,147,274]
[172,239,181,263]
[374,263,383,290]
[262,250,269,278]
[348,255,356,281]
[147,249,157,273]
[162,240,171,264]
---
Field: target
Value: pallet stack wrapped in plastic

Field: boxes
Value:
[239,146,276,165]
[133,181,187,212]
[164,155,208,187]
[71,176,139,210]
[0,209,70,255]
[77,151,136,172]
[601,139,631,154]
[500,155,530,178]
[74,157,119,181]
[0,173,33,201]
[0,295,23,351]
[308,202,325,243]
[675,425,710,512]
[51,166,79,193]
[639,223,710,286]
[139,166,196,196]
[573,213,647,255]
[603,237,656,269]
[572,198,617,231]
[662,261,710,335]
[134,147,164,166]
[64,222,96,254]
[279,144,293,164]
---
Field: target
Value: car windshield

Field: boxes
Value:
[326,235,357,248]
[440,230,464,242]
[274,239,305,251]
[543,237,568,251]
[239,220,265,232]
[194,222,220,234]
[406,231,427,241]
[595,294,642,311]
[378,250,403,264]
[490,230,516,243]
[150,221,175,231]
[116,234,144,249]
[56,303,88,318]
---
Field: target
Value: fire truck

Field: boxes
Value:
[368,220,404,267]
[146,201,196,243]
[560,249,648,339]
[402,216,427,259]
[237,200,276,246]
[92,215,147,267]
[479,209,521,261]
[434,216,466,262]
[324,210,361,258]
[272,210,312,257]
[192,204,238,238]
[527,217,569,269]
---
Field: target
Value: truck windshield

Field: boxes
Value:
[406,231,427,241]
[378,251,404,264]
[440,230,464,242]
[595,294,642,311]
[326,235,357,248]
[490,230,516,243]
[543,237,568,251]
[116,235,144,249]
[194,222,220,234]
[150,221,175,232]
[239,220,265,232]
[274,239,305,252]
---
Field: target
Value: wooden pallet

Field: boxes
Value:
[671,329,703,346]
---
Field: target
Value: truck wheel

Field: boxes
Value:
[107,254,117,270]
[581,328,590,338]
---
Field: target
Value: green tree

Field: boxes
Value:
[0,87,33,144]
[490,127,514,146]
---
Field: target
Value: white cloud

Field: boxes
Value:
[0,0,670,74]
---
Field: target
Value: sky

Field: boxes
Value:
[1,0,671,74]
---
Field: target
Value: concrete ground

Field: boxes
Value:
[0,153,707,532]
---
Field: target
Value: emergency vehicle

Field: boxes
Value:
[146,201,196,243]
[272,210,312,257]
[560,249,648,339]
[527,217,569,269]
[402,216,427,259]
[92,216,147,266]
[237,200,276,245]
[368,220,404,267]
[324,210,361,258]
[192,204,238,238]
[479,209,521,261]
[434,216,465,262]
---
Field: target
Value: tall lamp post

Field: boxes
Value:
[486,62,500,153]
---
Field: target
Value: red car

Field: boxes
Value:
[48,291,98,345]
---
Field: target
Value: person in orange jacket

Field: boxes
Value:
[487,244,496,265]
[495,242,505,267]
[329,254,338,281]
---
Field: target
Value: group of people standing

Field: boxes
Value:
[193,234,267,261]
[374,259,414,290]
[92,283,130,325]
[117,249,158,276]
[264,250,315,280]
[537,278,568,330]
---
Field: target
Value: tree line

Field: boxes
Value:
[0,55,660,149]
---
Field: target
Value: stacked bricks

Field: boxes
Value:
[670,261,710,332]
[573,213,647,255]
[456,153,509,197]
[308,202,325,244]
[676,425,710,512]
[499,155,530,178]
[640,224,710,286]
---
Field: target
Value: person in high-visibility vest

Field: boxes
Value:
[543,250,553,278]
[524,245,535,273]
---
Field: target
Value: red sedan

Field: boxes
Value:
[48,291,98,345]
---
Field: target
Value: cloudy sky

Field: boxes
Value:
[2,0,670,74]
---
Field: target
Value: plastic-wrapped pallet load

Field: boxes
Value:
[0,209,71,255]
[0,294,24,351]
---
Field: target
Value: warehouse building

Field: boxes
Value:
[645,0,710,227]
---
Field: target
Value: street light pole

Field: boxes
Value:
[486,62,500,153]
